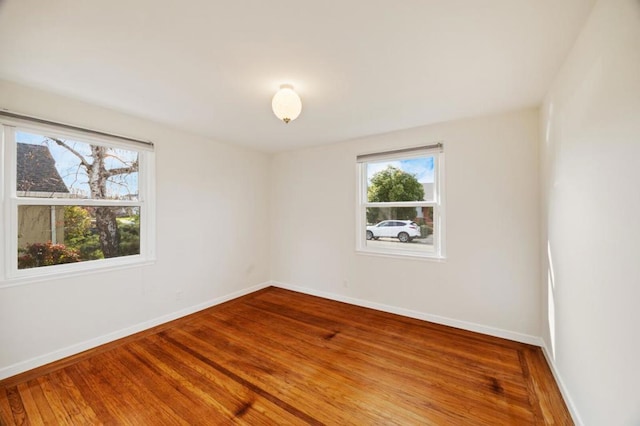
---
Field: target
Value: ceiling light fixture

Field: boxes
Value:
[272,84,302,124]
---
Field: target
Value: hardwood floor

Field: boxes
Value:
[0,287,572,425]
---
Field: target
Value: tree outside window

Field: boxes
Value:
[7,126,152,274]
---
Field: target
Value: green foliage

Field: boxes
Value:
[76,234,104,260]
[367,166,424,223]
[118,215,140,256]
[63,205,91,241]
[368,166,425,202]
[63,206,103,260]
[18,242,80,269]
[62,207,140,260]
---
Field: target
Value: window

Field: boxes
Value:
[356,144,444,259]
[1,116,155,282]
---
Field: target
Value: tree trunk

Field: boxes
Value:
[95,207,119,258]
[89,146,119,258]
[50,139,137,260]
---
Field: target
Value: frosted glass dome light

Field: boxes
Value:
[272,84,302,123]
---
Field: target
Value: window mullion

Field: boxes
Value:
[364,202,435,208]
[3,127,17,277]
[14,198,142,207]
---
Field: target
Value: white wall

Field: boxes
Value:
[540,0,640,424]
[271,108,541,341]
[0,80,271,378]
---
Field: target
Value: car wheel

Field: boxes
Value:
[398,232,409,243]
[366,230,373,240]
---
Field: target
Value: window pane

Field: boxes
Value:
[17,205,140,269]
[366,156,435,202]
[365,206,434,253]
[16,131,139,200]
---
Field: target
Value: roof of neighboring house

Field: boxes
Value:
[17,143,69,193]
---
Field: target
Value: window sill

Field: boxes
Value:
[355,248,446,262]
[0,256,156,288]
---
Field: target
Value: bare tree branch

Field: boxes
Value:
[47,138,91,168]
[105,163,138,178]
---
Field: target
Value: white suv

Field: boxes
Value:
[366,220,421,242]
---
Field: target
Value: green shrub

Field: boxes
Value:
[420,224,432,237]
[64,206,104,260]
[118,215,140,256]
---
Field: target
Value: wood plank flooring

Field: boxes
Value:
[0,287,572,425]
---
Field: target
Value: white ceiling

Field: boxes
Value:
[0,0,595,152]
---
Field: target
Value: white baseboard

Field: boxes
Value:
[0,281,271,381]
[540,343,583,426]
[270,281,543,346]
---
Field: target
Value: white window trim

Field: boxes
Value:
[356,144,446,260]
[0,120,156,286]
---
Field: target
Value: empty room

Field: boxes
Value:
[0,0,638,424]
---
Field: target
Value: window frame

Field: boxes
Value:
[0,119,156,285]
[356,144,445,260]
